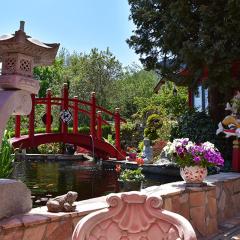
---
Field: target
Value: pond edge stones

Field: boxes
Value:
[0,179,32,220]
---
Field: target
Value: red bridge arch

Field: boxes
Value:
[11,83,126,160]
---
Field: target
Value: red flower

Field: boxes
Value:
[115,164,121,173]
[136,157,144,166]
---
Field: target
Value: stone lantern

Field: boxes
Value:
[0,21,59,94]
[0,21,59,140]
[0,22,59,220]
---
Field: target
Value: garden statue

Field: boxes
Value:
[216,91,240,172]
[216,91,240,138]
[142,138,153,163]
[47,191,78,212]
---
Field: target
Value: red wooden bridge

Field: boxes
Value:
[11,84,126,160]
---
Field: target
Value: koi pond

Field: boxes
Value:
[12,159,180,207]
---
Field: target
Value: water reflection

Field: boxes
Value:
[12,160,119,206]
[12,159,180,207]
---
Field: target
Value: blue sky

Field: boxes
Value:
[0,0,140,67]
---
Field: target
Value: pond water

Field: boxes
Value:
[12,159,180,207]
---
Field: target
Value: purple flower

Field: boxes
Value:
[169,139,224,167]
[194,156,201,163]
[181,139,189,146]
[176,147,184,155]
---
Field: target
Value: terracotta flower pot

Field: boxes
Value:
[118,180,142,192]
[180,166,207,184]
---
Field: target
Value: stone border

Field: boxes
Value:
[15,153,87,161]
[103,160,180,176]
[0,172,240,240]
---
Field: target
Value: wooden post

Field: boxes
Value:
[97,111,102,139]
[114,108,121,150]
[61,83,69,134]
[90,92,96,138]
[46,89,52,133]
[15,115,21,138]
[28,94,35,139]
[232,139,240,172]
[73,96,78,134]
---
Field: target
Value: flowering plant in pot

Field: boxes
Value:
[163,138,224,183]
[115,158,145,191]
[126,147,138,161]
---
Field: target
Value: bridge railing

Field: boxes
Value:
[14,83,126,151]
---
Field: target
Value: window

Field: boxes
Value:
[193,85,208,112]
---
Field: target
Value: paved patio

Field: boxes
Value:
[201,213,240,240]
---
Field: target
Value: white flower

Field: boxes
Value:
[202,141,215,150]
[185,141,194,150]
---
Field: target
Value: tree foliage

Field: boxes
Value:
[111,68,158,117]
[63,48,123,108]
[34,58,64,97]
[127,0,240,95]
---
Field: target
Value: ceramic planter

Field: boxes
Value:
[180,166,207,184]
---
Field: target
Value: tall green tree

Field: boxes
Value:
[111,69,158,117]
[34,58,65,97]
[63,48,123,108]
[127,0,240,120]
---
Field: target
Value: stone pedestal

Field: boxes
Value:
[0,179,32,220]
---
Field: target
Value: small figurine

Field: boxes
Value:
[216,91,240,138]
[46,191,78,212]
[142,138,153,163]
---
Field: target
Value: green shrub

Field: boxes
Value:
[132,105,164,126]
[118,168,145,183]
[102,125,112,138]
[104,134,115,145]
[0,131,14,178]
[9,125,111,138]
[170,110,216,143]
[144,114,163,141]
[120,122,143,148]
[78,126,90,135]
[138,141,144,151]
[38,142,63,154]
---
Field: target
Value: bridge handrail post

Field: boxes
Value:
[61,83,69,134]
[97,111,102,139]
[15,115,21,138]
[90,92,96,138]
[73,96,78,134]
[114,108,121,150]
[46,89,52,133]
[28,94,35,139]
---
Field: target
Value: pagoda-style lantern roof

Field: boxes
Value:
[0,21,60,94]
[0,21,59,66]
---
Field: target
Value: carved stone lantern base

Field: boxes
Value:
[0,75,40,94]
